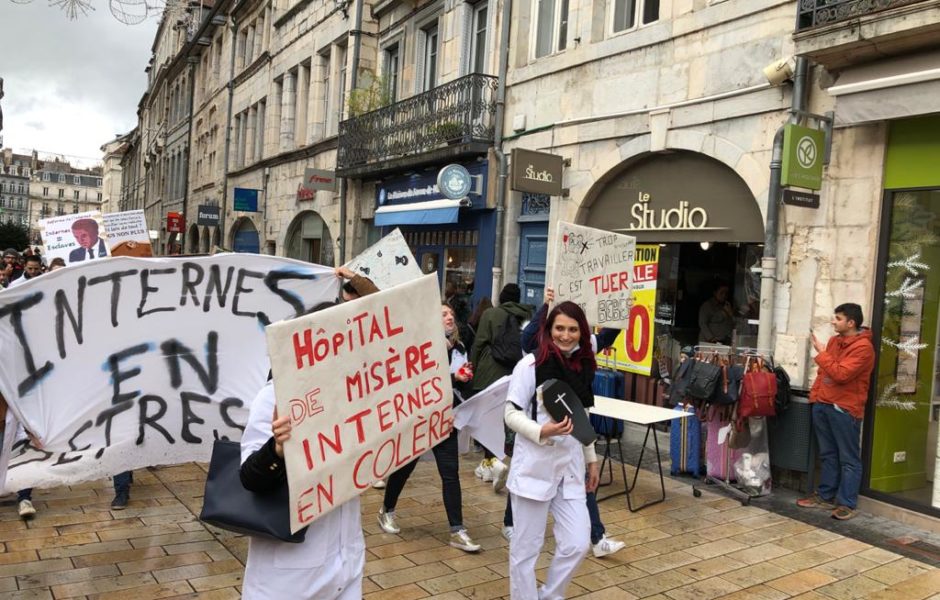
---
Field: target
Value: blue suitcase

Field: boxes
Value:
[591,369,624,437]
[670,404,703,476]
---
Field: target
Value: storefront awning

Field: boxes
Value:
[829,51,940,127]
[374,199,462,226]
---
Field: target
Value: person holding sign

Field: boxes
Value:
[503,301,601,600]
[376,303,482,553]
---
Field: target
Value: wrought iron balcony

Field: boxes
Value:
[797,0,927,30]
[337,73,498,176]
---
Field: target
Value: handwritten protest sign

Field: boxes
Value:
[0,255,339,493]
[39,211,112,265]
[552,221,636,329]
[266,274,452,532]
[596,245,660,375]
[344,228,422,290]
[104,210,153,257]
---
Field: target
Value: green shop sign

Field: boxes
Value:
[781,123,824,190]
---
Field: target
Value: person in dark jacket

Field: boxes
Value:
[469,284,533,489]
[376,303,481,553]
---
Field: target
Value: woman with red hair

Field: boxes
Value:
[503,301,600,600]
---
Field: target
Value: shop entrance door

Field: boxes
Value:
[518,221,548,305]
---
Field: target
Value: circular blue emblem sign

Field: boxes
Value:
[437,164,472,200]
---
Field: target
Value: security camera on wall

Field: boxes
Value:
[763,56,796,86]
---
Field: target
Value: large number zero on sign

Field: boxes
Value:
[626,304,650,363]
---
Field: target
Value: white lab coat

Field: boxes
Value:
[504,354,593,600]
[240,381,365,600]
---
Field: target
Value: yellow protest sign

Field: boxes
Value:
[596,245,659,375]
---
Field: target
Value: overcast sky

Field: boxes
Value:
[0,1,159,167]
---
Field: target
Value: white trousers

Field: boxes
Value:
[509,488,591,600]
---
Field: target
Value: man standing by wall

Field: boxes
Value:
[798,303,875,520]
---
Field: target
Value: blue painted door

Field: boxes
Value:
[518,222,548,305]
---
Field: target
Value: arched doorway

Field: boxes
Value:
[284,210,334,265]
[231,217,260,253]
[200,227,212,253]
[581,150,764,349]
[188,224,200,254]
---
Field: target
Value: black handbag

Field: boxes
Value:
[199,439,307,543]
[686,359,722,402]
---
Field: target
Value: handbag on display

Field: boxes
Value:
[686,358,722,403]
[199,439,307,544]
[738,358,778,420]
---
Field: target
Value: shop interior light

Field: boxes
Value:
[700,241,711,250]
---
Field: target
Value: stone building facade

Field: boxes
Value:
[26,155,103,242]
[0,149,31,228]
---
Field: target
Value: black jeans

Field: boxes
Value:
[383,429,463,529]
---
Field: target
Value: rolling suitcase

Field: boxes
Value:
[592,369,624,438]
[705,418,745,481]
[669,404,703,476]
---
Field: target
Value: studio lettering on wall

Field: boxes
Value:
[0,254,339,492]
[266,274,452,533]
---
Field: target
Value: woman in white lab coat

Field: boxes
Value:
[504,301,600,600]
[239,377,365,599]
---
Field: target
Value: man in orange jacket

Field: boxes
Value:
[798,303,875,520]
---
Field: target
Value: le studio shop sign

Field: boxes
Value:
[511,148,565,196]
[620,190,726,232]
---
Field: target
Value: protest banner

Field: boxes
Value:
[266,274,452,532]
[344,228,422,290]
[0,255,339,492]
[104,210,154,257]
[453,376,509,460]
[39,211,111,265]
[552,221,636,328]
[596,245,660,375]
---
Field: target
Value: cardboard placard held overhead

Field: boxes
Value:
[552,221,636,329]
[104,210,153,257]
[265,274,453,533]
[344,228,422,290]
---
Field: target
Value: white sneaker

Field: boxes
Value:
[501,526,513,541]
[18,499,36,518]
[377,508,400,534]
[372,479,386,489]
[592,535,625,558]
[491,459,508,492]
[449,529,481,553]
[475,458,494,482]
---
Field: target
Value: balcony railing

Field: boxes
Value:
[337,73,499,172]
[797,0,927,30]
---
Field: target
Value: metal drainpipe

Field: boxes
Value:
[182,58,198,252]
[220,12,238,250]
[337,0,364,264]
[491,0,512,300]
[757,56,808,352]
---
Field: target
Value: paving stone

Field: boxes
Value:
[764,568,838,595]
[86,580,195,600]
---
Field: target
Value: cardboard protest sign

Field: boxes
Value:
[266,274,452,532]
[596,245,660,375]
[553,221,636,328]
[453,376,509,460]
[0,255,339,491]
[104,210,153,257]
[40,211,112,265]
[344,228,422,290]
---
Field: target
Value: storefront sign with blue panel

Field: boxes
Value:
[233,188,260,212]
[376,162,487,207]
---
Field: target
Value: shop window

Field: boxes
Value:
[533,0,568,59]
[285,211,334,266]
[870,189,940,511]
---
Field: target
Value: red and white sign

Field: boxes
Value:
[166,212,185,233]
[265,274,453,532]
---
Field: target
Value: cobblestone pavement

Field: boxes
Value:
[1,451,937,600]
